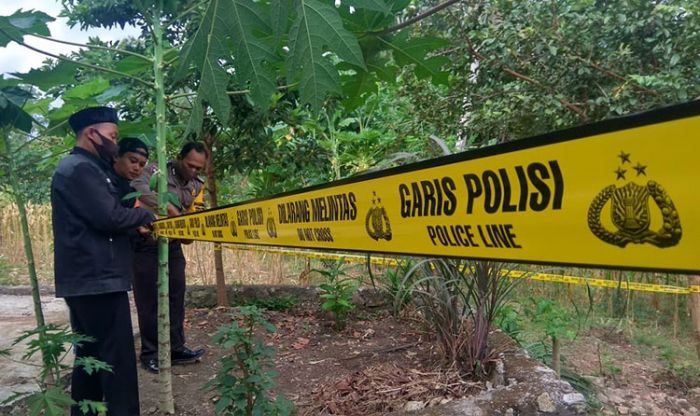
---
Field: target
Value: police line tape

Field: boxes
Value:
[216,243,700,295]
[155,102,700,274]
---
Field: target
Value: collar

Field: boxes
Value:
[71,146,111,171]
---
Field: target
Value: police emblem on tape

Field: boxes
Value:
[587,151,682,248]
[366,192,392,241]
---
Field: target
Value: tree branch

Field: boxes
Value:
[571,55,661,97]
[465,37,587,120]
[381,0,463,35]
[0,27,155,89]
[165,83,297,101]
[26,33,152,62]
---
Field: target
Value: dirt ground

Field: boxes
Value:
[2,291,700,416]
[137,303,480,415]
[563,327,700,416]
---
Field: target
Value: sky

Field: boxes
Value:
[0,0,141,76]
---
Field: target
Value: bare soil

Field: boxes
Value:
[137,303,481,415]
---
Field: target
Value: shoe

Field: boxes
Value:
[171,346,205,365]
[141,358,159,374]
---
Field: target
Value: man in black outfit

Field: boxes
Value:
[51,107,156,416]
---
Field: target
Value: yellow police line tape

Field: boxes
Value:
[214,243,700,295]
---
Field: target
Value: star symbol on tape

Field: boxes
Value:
[633,162,647,176]
[614,167,627,180]
[618,151,631,164]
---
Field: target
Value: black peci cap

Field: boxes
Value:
[68,106,119,133]
[118,137,149,158]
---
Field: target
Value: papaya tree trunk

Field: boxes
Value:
[152,4,174,413]
[1,131,45,329]
[552,336,561,376]
[203,134,227,307]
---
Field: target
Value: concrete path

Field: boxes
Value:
[0,293,69,403]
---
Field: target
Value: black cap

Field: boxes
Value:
[68,106,119,133]
[118,137,149,158]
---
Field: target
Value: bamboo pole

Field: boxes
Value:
[152,2,174,412]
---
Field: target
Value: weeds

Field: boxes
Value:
[0,324,110,414]
[207,306,293,416]
[314,259,358,330]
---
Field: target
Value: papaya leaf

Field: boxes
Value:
[63,78,111,101]
[176,0,232,125]
[0,86,34,132]
[75,356,113,375]
[26,387,75,416]
[270,0,292,46]
[0,9,54,48]
[114,55,152,75]
[227,0,278,108]
[121,191,142,202]
[11,61,79,91]
[95,85,128,103]
[149,173,158,191]
[78,400,108,415]
[346,0,392,14]
[287,0,366,111]
[166,191,183,210]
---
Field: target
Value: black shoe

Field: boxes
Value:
[171,346,205,365]
[141,358,159,374]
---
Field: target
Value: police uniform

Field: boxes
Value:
[52,107,155,416]
[130,161,204,368]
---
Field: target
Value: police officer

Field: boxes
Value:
[131,142,207,373]
[51,107,156,416]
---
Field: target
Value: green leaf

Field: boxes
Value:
[26,387,75,416]
[11,61,79,91]
[95,85,128,104]
[0,9,54,48]
[78,400,108,415]
[166,191,183,209]
[114,55,152,75]
[148,172,158,191]
[287,0,366,111]
[378,32,449,85]
[121,191,142,202]
[346,0,391,14]
[270,0,292,46]
[227,0,278,108]
[75,356,113,375]
[0,87,33,132]
[120,119,155,146]
[63,78,111,101]
[176,0,232,125]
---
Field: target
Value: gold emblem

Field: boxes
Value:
[266,209,278,238]
[365,192,392,241]
[588,151,681,248]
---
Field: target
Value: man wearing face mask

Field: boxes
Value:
[131,142,207,373]
[51,107,156,416]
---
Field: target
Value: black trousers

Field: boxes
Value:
[65,291,139,416]
[132,242,186,360]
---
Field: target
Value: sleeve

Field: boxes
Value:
[56,162,156,233]
[131,164,158,211]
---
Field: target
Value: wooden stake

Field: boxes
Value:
[688,275,700,361]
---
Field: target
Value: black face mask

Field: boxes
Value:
[90,130,118,163]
